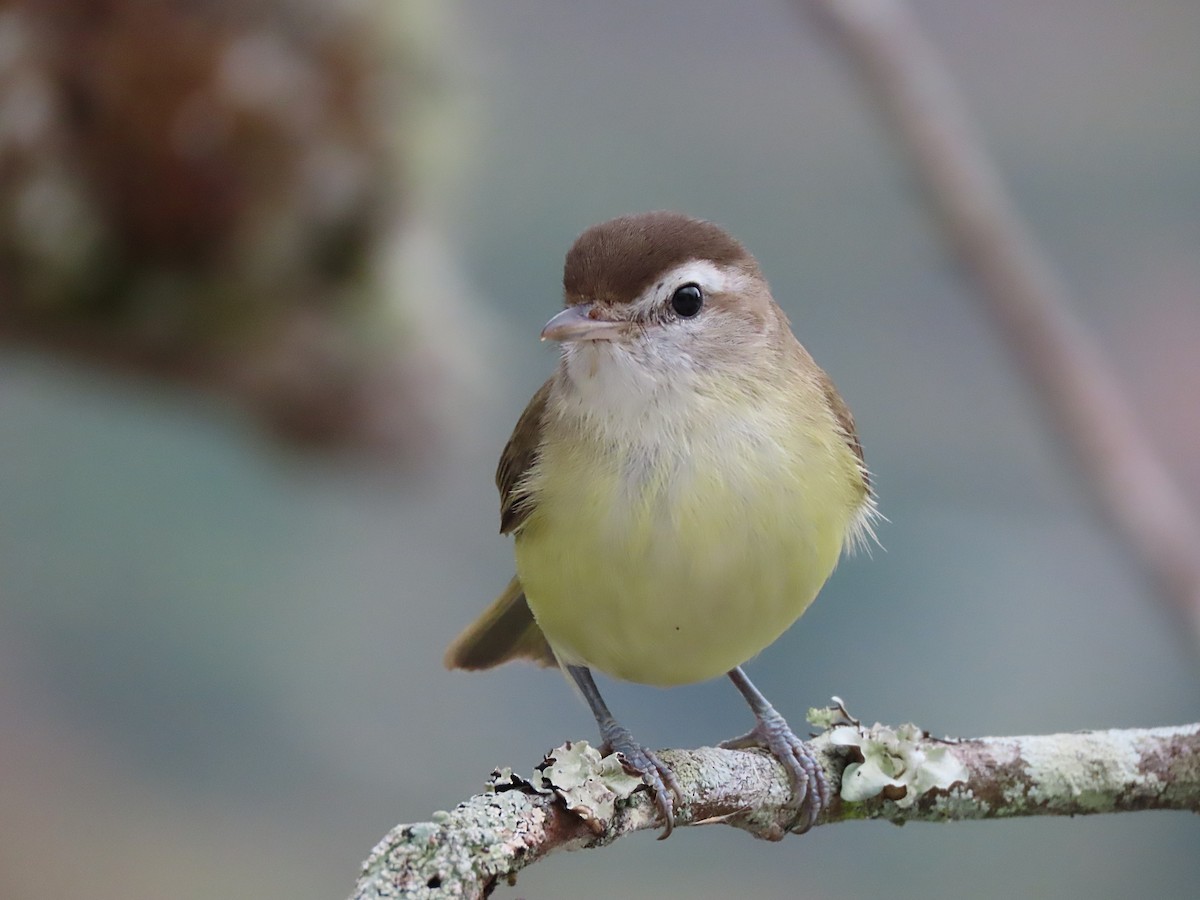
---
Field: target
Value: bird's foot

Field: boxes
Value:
[720,710,829,833]
[601,724,683,839]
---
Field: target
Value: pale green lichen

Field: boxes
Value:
[1017,731,1145,812]
[808,706,842,731]
[831,722,969,807]
[541,742,645,831]
[490,741,644,833]
[808,696,861,731]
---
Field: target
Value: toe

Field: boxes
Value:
[723,715,828,832]
[782,738,827,833]
[718,729,759,751]
[608,741,679,837]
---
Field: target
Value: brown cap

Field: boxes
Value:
[563,211,759,306]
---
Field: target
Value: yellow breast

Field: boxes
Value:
[514,390,867,686]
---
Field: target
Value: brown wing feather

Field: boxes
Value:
[819,371,871,492]
[496,379,552,535]
[444,381,558,672]
[444,577,557,670]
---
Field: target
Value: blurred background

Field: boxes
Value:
[1,1,1198,898]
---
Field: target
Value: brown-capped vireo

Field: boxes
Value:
[446,211,876,836]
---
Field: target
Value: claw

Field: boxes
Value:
[720,711,829,833]
[604,727,683,838]
[724,667,829,833]
[567,666,682,837]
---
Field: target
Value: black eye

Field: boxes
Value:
[670,283,703,318]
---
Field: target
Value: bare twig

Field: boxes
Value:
[802,0,1200,644]
[350,722,1200,900]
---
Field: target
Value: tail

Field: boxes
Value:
[444,576,558,670]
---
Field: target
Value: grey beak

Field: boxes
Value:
[540,304,628,342]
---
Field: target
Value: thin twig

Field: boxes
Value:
[803,0,1200,644]
[350,722,1200,900]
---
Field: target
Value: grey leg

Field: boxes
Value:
[720,666,829,833]
[567,665,682,838]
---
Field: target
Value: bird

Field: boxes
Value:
[445,211,876,837]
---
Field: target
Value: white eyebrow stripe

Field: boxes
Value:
[629,260,746,318]
[660,260,733,293]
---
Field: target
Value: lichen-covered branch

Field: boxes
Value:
[802,0,1200,644]
[350,719,1200,900]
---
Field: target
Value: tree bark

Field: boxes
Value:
[350,721,1200,900]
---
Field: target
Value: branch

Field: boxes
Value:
[802,0,1200,644]
[349,718,1200,900]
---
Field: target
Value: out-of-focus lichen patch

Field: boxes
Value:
[1020,731,1144,812]
[957,741,1027,815]
[807,706,841,731]
[808,697,861,732]
[1137,726,1200,806]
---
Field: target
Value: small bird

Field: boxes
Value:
[446,211,876,836]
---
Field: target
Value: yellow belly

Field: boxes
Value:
[514,420,861,686]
